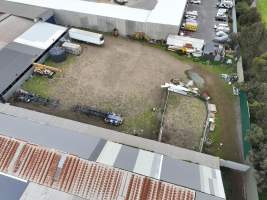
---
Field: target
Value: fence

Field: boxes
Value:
[239,91,251,159]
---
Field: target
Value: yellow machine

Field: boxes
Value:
[32,63,62,78]
[33,63,63,73]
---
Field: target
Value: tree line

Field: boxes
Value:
[236,0,267,192]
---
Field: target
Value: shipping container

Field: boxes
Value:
[69,28,104,45]
[62,42,82,55]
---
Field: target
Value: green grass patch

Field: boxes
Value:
[121,110,160,139]
[22,55,76,97]
[258,0,267,26]
[22,76,51,98]
[206,115,224,157]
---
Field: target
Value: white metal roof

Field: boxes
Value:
[147,0,187,26]
[7,0,186,26]
[167,35,205,51]
[7,0,150,22]
[14,21,67,50]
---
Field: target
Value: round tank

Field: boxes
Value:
[49,47,66,63]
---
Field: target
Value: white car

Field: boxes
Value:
[216,31,228,37]
[214,23,229,29]
[186,10,198,16]
[189,0,201,4]
[185,14,197,20]
[216,26,230,33]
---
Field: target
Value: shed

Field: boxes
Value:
[167,35,205,52]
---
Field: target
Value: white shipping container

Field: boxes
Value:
[62,42,82,55]
[69,28,104,45]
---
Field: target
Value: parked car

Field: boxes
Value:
[189,0,201,4]
[217,1,233,8]
[216,26,230,33]
[213,35,229,43]
[215,14,227,21]
[185,14,197,20]
[186,10,198,16]
[214,23,229,29]
[215,30,228,37]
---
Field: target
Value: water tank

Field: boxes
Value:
[49,47,66,63]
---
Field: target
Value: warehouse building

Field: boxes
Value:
[2,0,187,39]
[0,103,226,200]
[0,21,67,100]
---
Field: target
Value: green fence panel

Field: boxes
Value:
[239,91,251,159]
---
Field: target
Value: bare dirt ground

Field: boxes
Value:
[22,36,191,139]
[162,93,207,150]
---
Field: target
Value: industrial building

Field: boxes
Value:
[0,103,226,200]
[1,0,187,39]
[0,18,67,100]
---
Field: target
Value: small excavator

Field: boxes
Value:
[33,63,63,78]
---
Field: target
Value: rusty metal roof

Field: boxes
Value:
[0,134,195,200]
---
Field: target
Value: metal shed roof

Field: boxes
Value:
[0,173,28,200]
[0,104,226,199]
[0,42,41,94]
[14,22,67,50]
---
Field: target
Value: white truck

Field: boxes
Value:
[68,28,104,45]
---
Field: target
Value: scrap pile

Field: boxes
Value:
[14,89,59,107]
[161,79,199,96]
[207,103,217,132]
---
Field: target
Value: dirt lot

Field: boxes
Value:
[21,36,191,139]
[162,93,206,150]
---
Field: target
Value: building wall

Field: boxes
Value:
[53,9,178,39]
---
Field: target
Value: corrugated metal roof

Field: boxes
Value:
[0,134,196,200]
[0,172,28,200]
[0,109,225,199]
[0,103,221,170]
[0,43,37,94]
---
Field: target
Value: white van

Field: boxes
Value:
[68,28,104,45]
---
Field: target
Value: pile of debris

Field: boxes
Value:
[207,103,217,132]
[14,89,60,107]
[161,79,199,96]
